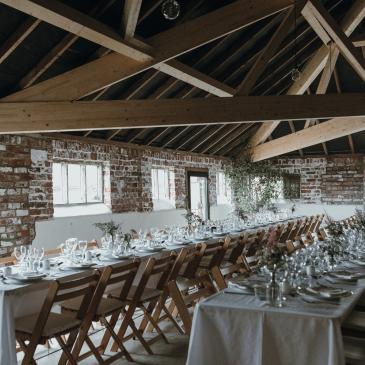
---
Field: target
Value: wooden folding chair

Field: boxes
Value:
[279,221,294,243]
[60,260,141,365]
[15,271,99,365]
[211,235,250,290]
[288,219,303,241]
[0,255,16,267]
[106,253,178,355]
[297,217,309,236]
[167,241,228,334]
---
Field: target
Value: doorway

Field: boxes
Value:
[187,170,209,221]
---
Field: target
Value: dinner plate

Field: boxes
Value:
[63,262,96,270]
[349,259,365,266]
[166,240,191,246]
[303,286,350,299]
[136,246,165,253]
[193,236,211,242]
[213,232,229,237]
[7,272,47,283]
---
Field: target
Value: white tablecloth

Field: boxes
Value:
[187,282,365,365]
[0,216,301,364]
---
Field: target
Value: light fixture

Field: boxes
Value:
[162,0,180,20]
[291,1,301,81]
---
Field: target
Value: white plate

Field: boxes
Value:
[213,232,229,237]
[63,262,96,270]
[349,259,365,266]
[136,246,165,253]
[167,240,191,246]
[193,236,211,242]
[112,253,133,260]
[7,273,47,283]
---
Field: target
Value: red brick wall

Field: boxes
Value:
[274,156,364,204]
[0,133,363,255]
[0,135,228,254]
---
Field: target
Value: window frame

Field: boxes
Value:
[53,161,104,206]
[216,171,231,205]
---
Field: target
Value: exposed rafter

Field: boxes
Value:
[0,18,40,64]
[247,0,365,149]
[305,0,365,81]
[2,0,293,103]
[1,94,365,134]
[251,117,365,162]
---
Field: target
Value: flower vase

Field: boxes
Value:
[266,265,283,307]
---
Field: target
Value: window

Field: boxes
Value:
[216,172,231,205]
[283,174,301,200]
[151,168,175,210]
[53,162,103,205]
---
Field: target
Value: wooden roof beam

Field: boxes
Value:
[0,17,40,64]
[305,0,365,81]
[122,0,143,39]
[18,0,116,89]
[251,117,365,162]
[236,8,296,96]
[0,94,365,134]
[2,0,294,102]
[246,0,365,148]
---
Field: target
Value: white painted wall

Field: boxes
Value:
[276,202,362,221]
[33,204,233,249]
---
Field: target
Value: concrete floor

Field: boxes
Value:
[17,318,189,364]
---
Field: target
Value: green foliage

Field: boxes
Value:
[93,220,120,240]
[224,154,284,213]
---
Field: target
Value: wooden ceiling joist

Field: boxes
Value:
[1,94,365,134]
[305,0,365,81]
[247,0,365,148]
[0,17,40,64]
[18,0,116,89]
[122,0,143,39]
[251,117,365,162]
[236,8,296,96]
[2,0,294,102]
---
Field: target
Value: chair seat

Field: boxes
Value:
[15,312,81,339]
[343,311,365,331]
[343,336,365,364]
[62,297,124,318]
[176,277,196,291]
[126,285,162,302]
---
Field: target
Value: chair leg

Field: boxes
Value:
[142,306,169,344]
[55,336,77,365]
[162,304,184,334]
[128,317,154,354]
[102,318,133,362]
[18,339,37,365]
[84,335,106,364]
[211,266,227,290]
[168,281,192,334]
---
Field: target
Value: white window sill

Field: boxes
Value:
[54,203,111,217]
[152,199,176,211]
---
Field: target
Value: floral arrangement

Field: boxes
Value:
[354,209,365,231]
[94,220,120,241]
[256,228,285,270]
[324,215,344,238]
[183,198,203,228]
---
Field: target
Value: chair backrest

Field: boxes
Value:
[288,219,303,241]
[297,217,309,236]
[279,222,294,242]
[178,244,207,279]
[130,253,177,303]
[223,234,246,264]
[199,238,230,270]
[28,271,100,344]
[0,255,16,267]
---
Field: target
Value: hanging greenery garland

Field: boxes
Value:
[224,154,286,214]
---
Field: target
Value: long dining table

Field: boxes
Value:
[0,216,302,364]
[186,264,365,365]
